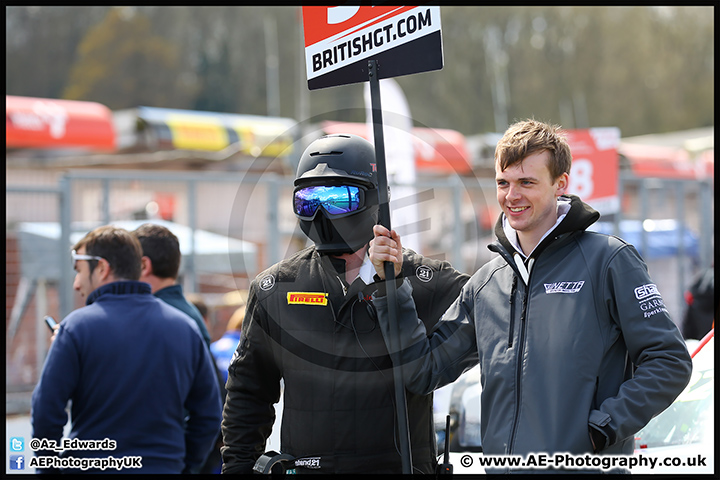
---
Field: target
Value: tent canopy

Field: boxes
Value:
[119,106,298,158]
[16,219,257,281]
[6,95,116,151]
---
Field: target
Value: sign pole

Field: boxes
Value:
[368,59,413,474]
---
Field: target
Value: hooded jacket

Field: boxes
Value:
[373,195,692,473]
[221,246,469,474]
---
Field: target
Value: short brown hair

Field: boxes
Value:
[132,223,181,280]
[495,119,572,181]
[73,225,143,280]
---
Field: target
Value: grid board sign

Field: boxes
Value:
[302,6,443,90]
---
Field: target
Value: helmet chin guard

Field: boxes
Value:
[299,204,378,254]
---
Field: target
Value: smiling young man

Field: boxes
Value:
[369,119,692,473]
[31,225,222,474]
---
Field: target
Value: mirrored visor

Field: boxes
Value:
[294,185,363,218]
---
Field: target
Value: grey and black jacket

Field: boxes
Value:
[373,195,692,473]
[221,246,469,474]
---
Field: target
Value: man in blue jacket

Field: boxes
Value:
[370,119,692,474]
[31,225,222,474]
[132,222,226,474]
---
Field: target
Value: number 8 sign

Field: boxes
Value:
[565,127,621,215]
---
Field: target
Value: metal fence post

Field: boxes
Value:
[699,179,713,268]
[59,175,73,319]
[102,178,111,225]
[36,278,48,373]
[452,176,464,273]
[187,179,198,293]
[614,175,625,238]
[675,181,687,313]
[639,179,649,258]
[267,174,280,267]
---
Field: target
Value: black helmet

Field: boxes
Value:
[294,134,379,254]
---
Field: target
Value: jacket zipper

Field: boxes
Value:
[507,275,530,454]
[507,276,518,348]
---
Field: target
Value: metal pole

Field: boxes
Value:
[639,180,648,259]
[264,15,281,117]
[36,278,48,378]
[102,178,111,225]
[187,179,198,293]
[699,179,712,269]
[267,174,280,266]
[368,59,413,474]
[676,181,687,318]
[59,175,73,319]
[452,176,464,273]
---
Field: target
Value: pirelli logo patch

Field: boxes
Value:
[287,292,328,306]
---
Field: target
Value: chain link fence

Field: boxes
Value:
[6,169,713,409]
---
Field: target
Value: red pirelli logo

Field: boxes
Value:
[287,292,328,306]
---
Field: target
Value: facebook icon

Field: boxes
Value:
[10,455,25,470]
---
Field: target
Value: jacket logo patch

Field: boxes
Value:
[259,274,275,291]
[634,283,660,300]
[634,283,668,318]
[287,292,328,306]
[416,265,433,282]
[544,281,585,294]
[294,457,321,469]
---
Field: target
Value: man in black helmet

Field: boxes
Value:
[220,133,470,474]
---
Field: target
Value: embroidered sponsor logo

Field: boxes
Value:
[416,265,433,282]
[544,281,585,294]
[350,169,372,178]
[259,274,275,291]
[287,292,328,306]
[634,283,660,300]
[294,457,321,469]
[634,283,668,318]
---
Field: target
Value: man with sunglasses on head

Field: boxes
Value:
[221,134,469,474]
[31,225,222,474]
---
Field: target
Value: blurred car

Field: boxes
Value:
[632,330,714,474]
[433,365,485,474]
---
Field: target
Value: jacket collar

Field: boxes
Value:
[86,280,152,305]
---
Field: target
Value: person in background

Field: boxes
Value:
[220,134,470,474]
[132,223,212,347]
[31,225,221,474]
[369,119,692,474]
[211,305,246,385]
[679,264,715,340]
[187,292,212,337]
[132,223,226,474]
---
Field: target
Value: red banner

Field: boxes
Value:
[6,95,116,151]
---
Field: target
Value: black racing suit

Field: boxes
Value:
[221,246,469,474]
